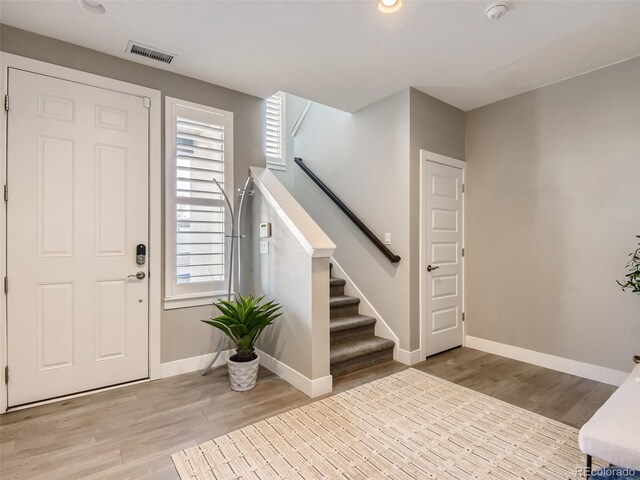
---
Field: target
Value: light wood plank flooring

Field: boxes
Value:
[0,347,617,479]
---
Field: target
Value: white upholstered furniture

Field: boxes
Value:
[579,363,640,473]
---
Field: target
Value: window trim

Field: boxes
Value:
[266,92,286,171]
[164,96,234,310]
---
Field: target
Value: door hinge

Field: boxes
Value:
[4,277,7,294]
[462,248,465,257]
[462,183,465,193]
[4,366,8,385]
[462,312,465,322]
[4,95,8,112]
[3,185,7,202]
[143,97,150,109]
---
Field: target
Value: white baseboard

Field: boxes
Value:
[160,350,232,378]
[397,348,423,366]
[256,349,333,398]
[161,349,333,398]
[465,336,629,387]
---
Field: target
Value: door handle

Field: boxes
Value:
[128,271,146,280]
[426,265,440,272]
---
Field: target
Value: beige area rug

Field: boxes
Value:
[172,369,597,479]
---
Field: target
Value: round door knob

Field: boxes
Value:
[426,265,440,272]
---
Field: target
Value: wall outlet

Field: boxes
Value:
[260,240,269,254]
[384,233,391,245]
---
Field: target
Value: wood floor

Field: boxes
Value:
[0,347,616,480]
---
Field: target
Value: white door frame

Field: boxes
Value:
[419,149,466,360]
[0,53,162,413]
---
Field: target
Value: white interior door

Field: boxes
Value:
[424,159,464,357]
[6,69,149,407]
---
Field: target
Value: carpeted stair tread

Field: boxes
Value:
[330,314,376,333]
[330,295,360,308]
[328,274,395,377]
[330,336,395,365]
[330,277,347,297]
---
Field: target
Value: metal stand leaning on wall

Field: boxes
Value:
[201,176,254,376]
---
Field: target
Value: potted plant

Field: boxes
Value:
[202,295,282,391]
[617,235,640,364]
[617,235,640,294]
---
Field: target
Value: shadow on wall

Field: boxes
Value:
[259,317,285,360]
[250,179,332,383]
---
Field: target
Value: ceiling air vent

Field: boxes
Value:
[126,41,175,64]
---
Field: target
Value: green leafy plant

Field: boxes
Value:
[202,295,283,362]
[617,235,640,294]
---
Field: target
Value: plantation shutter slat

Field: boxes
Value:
[175,113,227,286]
[266,93,284,164]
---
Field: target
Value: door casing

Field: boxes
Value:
[419,149,466,360]
[0,53,162,413]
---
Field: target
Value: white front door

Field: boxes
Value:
[6,69,150,407]
[424,159,464,357]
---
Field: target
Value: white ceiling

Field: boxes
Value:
[1,1,640,112]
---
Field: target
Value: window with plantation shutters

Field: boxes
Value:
[165,97,233,309]
[266,92,286,171]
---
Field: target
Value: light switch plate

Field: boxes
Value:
[384,233,391,245]
[260,240,269,254]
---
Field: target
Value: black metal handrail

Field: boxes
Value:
[294,157,401,263]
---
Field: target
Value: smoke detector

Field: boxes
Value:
[485,3,507,20]
[126,41,175,65]
[76,0,105,15]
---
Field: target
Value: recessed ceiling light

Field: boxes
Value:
[76,0,105,15]
[485,3,507,20]
[378,0,403,14]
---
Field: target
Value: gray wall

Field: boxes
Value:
[276,90,412,349]
[0,25,266,363]
[465,56,640,372]
[409,88,465,350]
[275,89,465,352]
[251,187,331,380]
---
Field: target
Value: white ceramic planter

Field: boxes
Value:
[227,355,260,391]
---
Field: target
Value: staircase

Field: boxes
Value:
[329,271,395,378]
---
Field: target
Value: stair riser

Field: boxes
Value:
[330,348,394,378]
[328,276,396,379]
[330,284,345,297]
[330,303,360,318]
[330,325,376,345]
